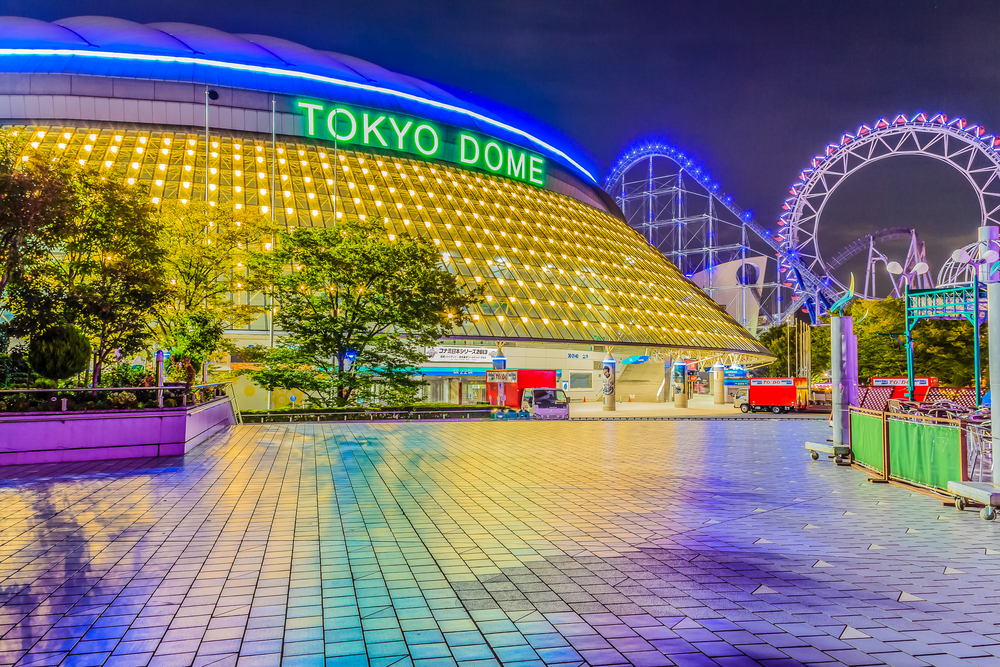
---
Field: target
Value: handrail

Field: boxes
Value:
[0,381,237,413]
[0,381,232,394]
[221,383,243,425]
[848,406,885,418]
[242,407,492,423]
[884,411,963,426]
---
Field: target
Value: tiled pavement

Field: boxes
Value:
[1,420,1000,667]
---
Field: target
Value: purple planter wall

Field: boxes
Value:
[0,397,238,465]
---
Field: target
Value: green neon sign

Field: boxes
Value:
[296,100,546,187]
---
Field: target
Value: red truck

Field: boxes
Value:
[735,377,808,414]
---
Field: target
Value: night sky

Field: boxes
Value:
[6,0,1000,283]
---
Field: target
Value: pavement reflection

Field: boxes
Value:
[0,421,998,667]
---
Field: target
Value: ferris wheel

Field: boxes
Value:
[778,113,1000,314]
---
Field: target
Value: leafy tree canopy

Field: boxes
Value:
[0,130,76,302]
[153,201,275,360]
[850,298,983,387]
[245,218,482,407]
[7,170,169,385]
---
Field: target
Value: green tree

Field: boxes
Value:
[0,130,76,304]
[759,325,791,377]
[8,170,169,385]
[759,321,822,378]
[167,311,227,368]
[914,318,983,387]
[811,323,831,380]
[27,325,90,381]
[843,298,982,386]
[154,201,275,360]
[850,299,907,381]
[246,218,482,407]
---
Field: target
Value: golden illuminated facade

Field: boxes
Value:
[15,125,768,357]
[0,16,770,361]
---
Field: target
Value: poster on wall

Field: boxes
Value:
[425,346,497,363]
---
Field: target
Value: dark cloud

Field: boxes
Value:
[5,0,1000,276]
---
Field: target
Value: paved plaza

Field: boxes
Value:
[568,396,828,419]
[1,420,1000,667]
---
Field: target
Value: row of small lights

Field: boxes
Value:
[28,127,676,283]
[776,112,998,270]
[30,133,734,340]
[470,313,712,338]
[24,128,714,309]
[22,127,754,346]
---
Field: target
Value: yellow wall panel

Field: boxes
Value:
[13,124,768,356]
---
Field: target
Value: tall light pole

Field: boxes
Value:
[950,228,999,405]
[266,96,276,411]
[887,260,929,401]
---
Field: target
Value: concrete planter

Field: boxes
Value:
[0,396,238,465]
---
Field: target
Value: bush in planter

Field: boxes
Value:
[109,391,138,409]
[101,362,147,388]
[28,326,91,381]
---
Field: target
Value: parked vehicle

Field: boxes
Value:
[520,387,570,420]
[734,377,808,414]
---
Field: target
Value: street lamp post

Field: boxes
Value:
[887,260,930,401]
[950,227,1000,406]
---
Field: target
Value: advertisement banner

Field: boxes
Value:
[425,346,497,364]
[873,377,930,387]
[486,370,518,384]
[602,359,616,396]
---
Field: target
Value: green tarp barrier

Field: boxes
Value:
[850,411,884,473]
[887,418,962,491]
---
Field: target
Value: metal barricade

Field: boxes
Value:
[964,422,994,484]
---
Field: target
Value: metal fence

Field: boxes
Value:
[966,422,994,484]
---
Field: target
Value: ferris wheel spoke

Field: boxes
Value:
[780,113,1000,318]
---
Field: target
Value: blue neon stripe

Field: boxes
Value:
[0,48,597,184]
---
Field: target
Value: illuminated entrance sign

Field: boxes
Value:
[296,100,546,187]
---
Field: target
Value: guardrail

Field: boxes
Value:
[0,381,236,414]
[242,408,493,423]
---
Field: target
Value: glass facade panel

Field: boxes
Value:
[11,124,768,356]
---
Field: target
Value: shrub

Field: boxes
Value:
[28,326,91,381]
[100,362,147,388]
